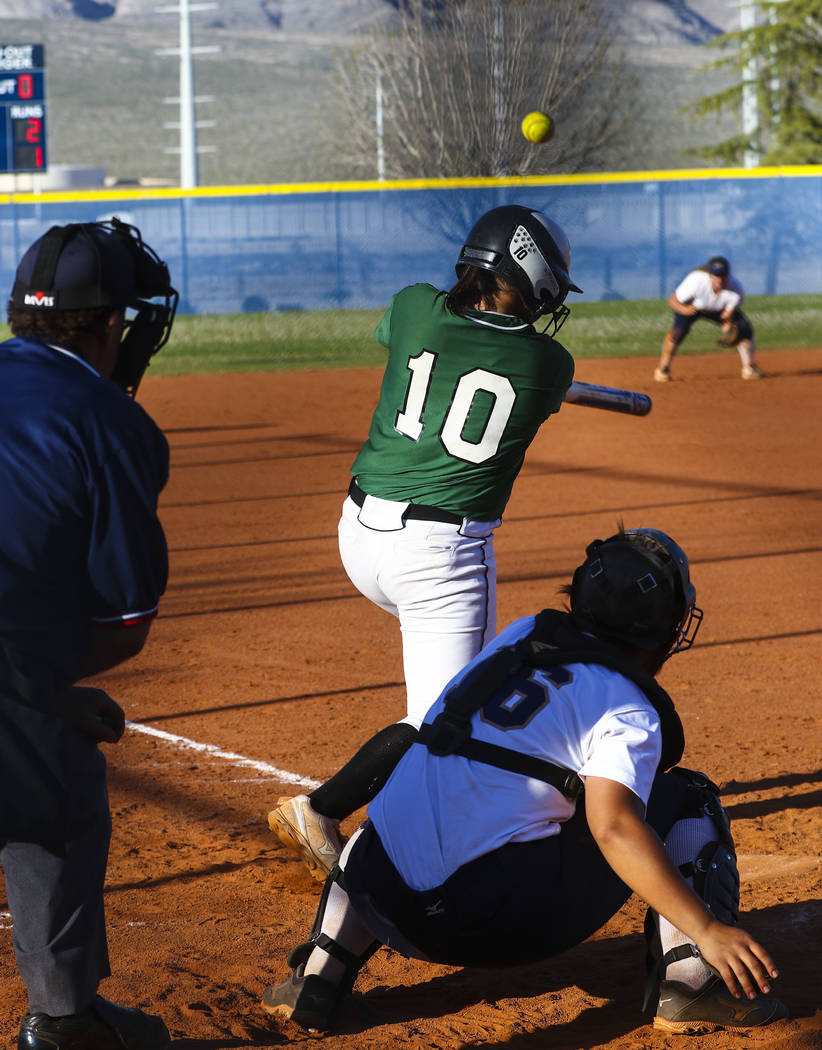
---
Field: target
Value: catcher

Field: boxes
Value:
[260,527,787,1037]
[654,256,761,382]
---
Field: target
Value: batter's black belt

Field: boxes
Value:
[348,478,463,526]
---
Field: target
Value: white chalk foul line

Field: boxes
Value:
[126,721,322,790]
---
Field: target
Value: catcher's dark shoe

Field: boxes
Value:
[261,963,344,1034]
[653,976,788,1034]
[18,995,171,1049]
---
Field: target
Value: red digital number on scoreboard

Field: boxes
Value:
[12,112,46,169]
[0,43,46,172]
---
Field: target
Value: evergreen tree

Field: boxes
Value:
[695,0,822,165]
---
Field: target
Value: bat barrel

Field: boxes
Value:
[564,381,652,416]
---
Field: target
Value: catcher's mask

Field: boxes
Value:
[570,527,703,658]
[12,217,178,398]
[455,204,582,335]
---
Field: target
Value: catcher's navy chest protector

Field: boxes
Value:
[416,609,685,797]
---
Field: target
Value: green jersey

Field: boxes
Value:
[351,283,574,521]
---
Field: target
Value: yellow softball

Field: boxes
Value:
[521,111,554,144]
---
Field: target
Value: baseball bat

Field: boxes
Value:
[564,381,652,417]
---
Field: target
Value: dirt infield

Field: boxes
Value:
[1,347,820,1049]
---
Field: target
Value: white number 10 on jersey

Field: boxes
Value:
[395,350,517,465]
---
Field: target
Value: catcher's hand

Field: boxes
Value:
[717,320,739,347]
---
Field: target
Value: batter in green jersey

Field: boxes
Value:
[268,205,582,883]
[353,282,573,520]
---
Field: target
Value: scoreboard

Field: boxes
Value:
[0,44,46,173]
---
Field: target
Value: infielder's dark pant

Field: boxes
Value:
[671,309,753,343]
[0,730,111,1015]
[344,769,690,968]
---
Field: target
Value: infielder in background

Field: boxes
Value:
[268,204,579,880]
[654,256,761,382]
[0,220,177,1050]
[262,527,787,1037]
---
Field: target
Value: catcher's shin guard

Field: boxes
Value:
[643,768,740,1010]
[264,864,381,1032]
[289,864,380,987]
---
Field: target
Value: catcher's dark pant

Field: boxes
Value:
[344,769,691,968]
[671,308,753,344]
[0,730,111,1015]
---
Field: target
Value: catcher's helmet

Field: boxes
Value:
[569,527,702,657]
[11,218,178,398]
[456,205,582,332]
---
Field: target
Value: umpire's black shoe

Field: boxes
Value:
[18,995,171,1050]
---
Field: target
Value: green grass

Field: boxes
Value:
[153,294,822,375]
[1,295,819,376]
[149,309,389,374]
[558,294,822,360]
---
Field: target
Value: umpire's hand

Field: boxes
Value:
[61,685,126,743]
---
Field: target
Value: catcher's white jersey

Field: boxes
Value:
[368,614,662,892]
[675,269,744,313]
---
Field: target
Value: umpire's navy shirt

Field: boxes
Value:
[0,337,169,685]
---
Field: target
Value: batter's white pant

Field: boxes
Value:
[338,494,499,727]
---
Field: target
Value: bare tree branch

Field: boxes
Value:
[328,0,634,180]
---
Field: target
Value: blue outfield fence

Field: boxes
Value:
[1,167,821,315]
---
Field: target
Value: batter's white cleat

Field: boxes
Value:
[654,365,672,383]
[268,794,343,882]
[741,364,763,379]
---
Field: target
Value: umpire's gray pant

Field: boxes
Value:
[1,730,111,1015]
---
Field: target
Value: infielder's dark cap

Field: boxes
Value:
[706,256,730,277]
[11,222,137,312]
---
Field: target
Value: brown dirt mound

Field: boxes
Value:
[2,347,820,1049]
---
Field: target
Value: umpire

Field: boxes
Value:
[0,220,177,1049]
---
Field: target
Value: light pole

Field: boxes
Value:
[740,0,760,168]
[157,0,219,189]
[376,71,385,181]
[492,1,505,176]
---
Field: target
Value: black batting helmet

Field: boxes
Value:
[456,205,582,332]
[569,527,702,657]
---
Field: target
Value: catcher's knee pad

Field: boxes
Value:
[670,766,739,925]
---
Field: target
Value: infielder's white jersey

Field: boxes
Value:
[674,269,744,314]
[368,615,663,892]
